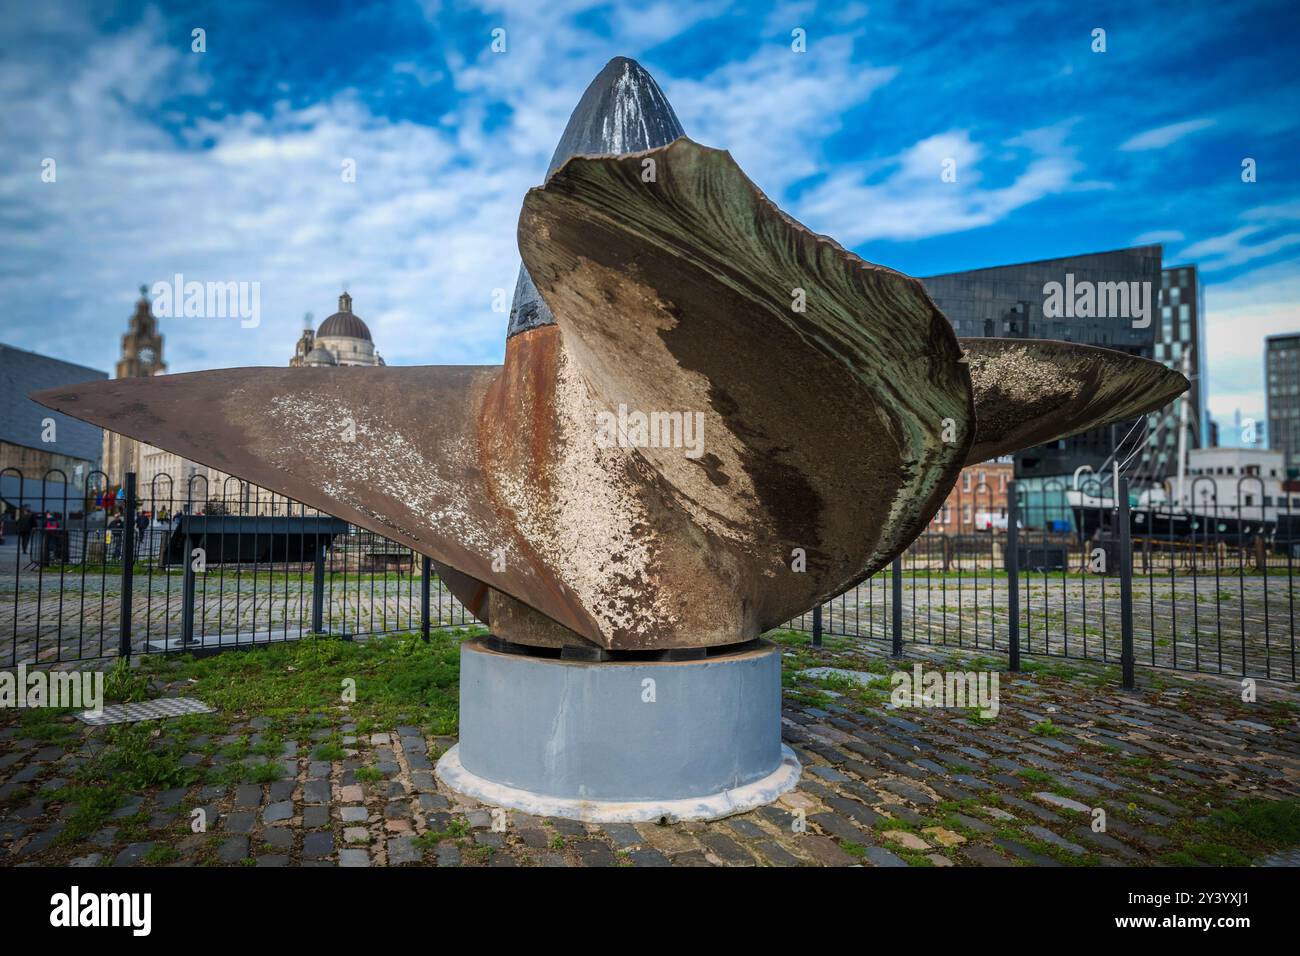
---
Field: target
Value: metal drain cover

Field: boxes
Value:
[78,697,215,726]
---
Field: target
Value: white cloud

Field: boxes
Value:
[1134,229,1184,244]
[1181,224,1300,271]
[1118,118,1215,152]
[1202,260,1300,431]
[793,122,1087,244]
[669,37,897,194]
[1243,201,1300,221]
[0,3,1103,383]
[2,4,920,376]
[0,24,528,372]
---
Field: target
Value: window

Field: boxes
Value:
[963,505,972,524]
[962,472,972,491]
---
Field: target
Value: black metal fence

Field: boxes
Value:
[1,468,471,666]
[789,475,1298,683]
[3,467,1296,683]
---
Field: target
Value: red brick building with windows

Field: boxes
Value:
[929,457,1013,534]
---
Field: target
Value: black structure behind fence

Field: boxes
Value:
[1,468,471,666]
[788,476,1298,682]
[2,468,1296,683]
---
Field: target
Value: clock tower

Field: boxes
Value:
[115,285,166,379]
[103,286,167,489]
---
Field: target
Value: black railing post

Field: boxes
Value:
[181,537,196,647]
[1118,476,1136,690]
[420,556,431,641]
[890,555,903,657]
[811,603,823,648]
[119,472,137,660]
[311,540,326,635]
[1006,479,1020,671]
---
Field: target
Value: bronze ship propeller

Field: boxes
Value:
[32,57,1187,653]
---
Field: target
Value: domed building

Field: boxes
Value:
[290,292,385,367]
[303,345,337,367]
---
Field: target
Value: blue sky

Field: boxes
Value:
[2,0,1298,442]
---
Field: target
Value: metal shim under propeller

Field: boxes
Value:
[32,57,1188,652]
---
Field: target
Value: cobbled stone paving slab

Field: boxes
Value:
[1,637,1297,867]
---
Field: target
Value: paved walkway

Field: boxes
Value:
[2,640,1297,867]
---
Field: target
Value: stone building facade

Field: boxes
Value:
[101,287,166,489]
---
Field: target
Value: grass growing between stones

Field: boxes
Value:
[1157,797,1300,866]
[413,815,472,862]
[51,721,200,844]
[136,630,471,738]
[763,623,1300,868]
[16,707,79,745]
[6,620,1298,868]
[3,630,477,864]
[152,630,472,785]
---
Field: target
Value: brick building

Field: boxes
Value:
[929,458,1013,534]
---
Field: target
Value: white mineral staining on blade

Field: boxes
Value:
[545,255,762,550]
[603,63,657,155]
[493,345,677,642]
[261,394,506,569]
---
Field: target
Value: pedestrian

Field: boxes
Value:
[17,507,35,554]
[108,512,123,560]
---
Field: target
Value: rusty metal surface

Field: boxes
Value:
[514,139,975,647]
[31,59,1187,651]
[32,365,601,644]
[959,337,1189,465]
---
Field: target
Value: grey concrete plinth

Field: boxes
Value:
[436,637,800,822]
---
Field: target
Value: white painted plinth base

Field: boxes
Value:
[436,742,801,824]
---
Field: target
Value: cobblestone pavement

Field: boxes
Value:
[2,638,1297,867]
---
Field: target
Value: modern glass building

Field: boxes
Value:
[921,245,1163,482]
[1266,333,1300,478]
[1133,264,1207,485]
